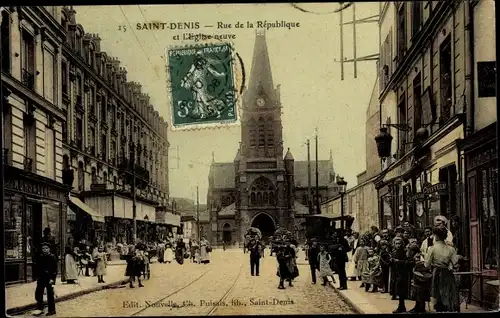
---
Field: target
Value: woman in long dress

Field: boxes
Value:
[361,247,383,292]
[64,237,79,283]
[164,243,174,263]
[346,232,359,280]
[95,246,107,283]
[200,237,211,264]
[424,226,460,312]
[353,238,368,287]
[157,241,165,263]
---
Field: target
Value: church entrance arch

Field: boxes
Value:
[222,223,232,244]
[250,212,276,240]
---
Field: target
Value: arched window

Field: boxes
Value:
[78,161,85,191]
[250,177,273,206]
[266,116,274,147]
[249,119,257,147]
[250,188,256,205]
[91,167,97,184]
[257,117,265,146]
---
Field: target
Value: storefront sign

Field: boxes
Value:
[4,179,63,201]
[467,147,497,170]
[406,182,448,202]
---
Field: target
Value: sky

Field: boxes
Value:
[76,3,380,203]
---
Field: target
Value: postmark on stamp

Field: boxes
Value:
[166,43,240,130]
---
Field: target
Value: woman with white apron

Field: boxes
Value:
[346,232,359,280]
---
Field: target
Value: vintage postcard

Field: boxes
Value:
[2,2,498,317]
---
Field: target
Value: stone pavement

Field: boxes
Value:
[6,263,128,315]
[329,273,489,314]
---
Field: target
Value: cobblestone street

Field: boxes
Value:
[20,250,355,316]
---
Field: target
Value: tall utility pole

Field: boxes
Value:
[335,2,380,80]
[131,144,137,243]
[0,10,6,276]
[196,185,200,243]
[307,139,312,214]
[315,131,320,214]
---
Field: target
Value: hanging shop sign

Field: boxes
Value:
[406,182,447,203]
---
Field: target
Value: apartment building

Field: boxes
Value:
[1,6,174,283]
[374,0,497,308]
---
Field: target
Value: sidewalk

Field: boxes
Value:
[6,264,128,315]
[329,274,489,314]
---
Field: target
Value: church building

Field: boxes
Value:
[206,31,340,246]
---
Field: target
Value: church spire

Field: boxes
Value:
[247,29,275,99]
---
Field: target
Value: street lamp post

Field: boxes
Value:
[337,177,348,238]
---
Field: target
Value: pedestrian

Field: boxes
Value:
[390,236,413,313]
[200,236,211,264]
[64,237,79,284]
[433,216,454,247]
[95,245,107,283]
[34,242,57,316]
[82,245,95,277]
[332,232,350,290]
[353,237,368,286]
[308,240,320,284]
[317,244,335,286]
[425,226,460,312]
[346,232,359,281]
[164,242,173,263]
[248,238,261,276]
[41,227,57,256]
[361,247,383,292]
[158,240,165,263]
[276,244,294,289]
[378,239,391,293]
[420,227,434,260]
[409,251,432,313]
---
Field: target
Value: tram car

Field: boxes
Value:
[305,214,355,248]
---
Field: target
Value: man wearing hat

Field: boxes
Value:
[434,215,454,246]
[34,242,58,316]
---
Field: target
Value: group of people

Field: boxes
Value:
[64,237,108,285]
[342,216,461,313]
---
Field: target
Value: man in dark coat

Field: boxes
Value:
[248,238,262,276]
[307,239,320,284]
[332,232,351,290]
[390,236,415,313]
[41,227,57,256]
[34,242,58,316]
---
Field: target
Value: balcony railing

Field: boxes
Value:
[23,156,34,172]
[21,68,35,90]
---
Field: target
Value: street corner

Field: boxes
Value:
[165,43,239,130]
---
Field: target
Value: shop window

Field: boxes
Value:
[438,164,457,220]
[480,167,498,270]
[4,199,23,260]
[439,36,452,123]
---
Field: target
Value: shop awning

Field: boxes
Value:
[68,195,105,223]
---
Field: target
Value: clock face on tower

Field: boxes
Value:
[256,98,265,107]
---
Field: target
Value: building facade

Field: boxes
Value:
[2,6,72,284]
[1,6,172,283]
[206,32,339,247]
[58,6,171,245]
[375,0,497,308]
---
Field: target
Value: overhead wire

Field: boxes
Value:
[118,5,160,79]
[290,2,353,15]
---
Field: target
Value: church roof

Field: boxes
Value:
[294,201,310,215]
[284,148,294,160]
[209,163,235,189]
[293,160,334,188]
[219,203,236,216]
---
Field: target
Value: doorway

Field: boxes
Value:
[26,201,42,281]
[222,223,232,244]
[250,212,276,239]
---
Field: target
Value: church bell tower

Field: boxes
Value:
[235,30,290,243]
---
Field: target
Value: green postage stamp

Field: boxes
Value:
[166,44,239,130]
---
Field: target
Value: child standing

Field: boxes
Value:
[353,238,368,287]
[34,242,58,316]
[164,243,173,263]
[362,247,383,292]
[95,246,107,283]
[317,244,335,286]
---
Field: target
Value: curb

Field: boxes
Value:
[6,279,128,316]
[327,276,364,314]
